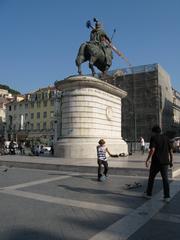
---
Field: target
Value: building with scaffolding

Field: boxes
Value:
[107,63,180,142]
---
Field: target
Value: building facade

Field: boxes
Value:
[107,63,180,141]
[172,88,180,135]
[0,89,14,138]
[5,95,27,141]
[5,87,61,145]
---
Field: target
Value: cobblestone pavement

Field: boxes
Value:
[0,166,180,240]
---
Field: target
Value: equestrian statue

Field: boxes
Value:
[75,18,131,76]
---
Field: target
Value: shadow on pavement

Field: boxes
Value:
[1,228,60,240]
[58,184,120,195]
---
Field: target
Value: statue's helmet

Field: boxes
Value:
[95,21,102,29]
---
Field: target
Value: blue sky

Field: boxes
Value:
[0,0,180,93]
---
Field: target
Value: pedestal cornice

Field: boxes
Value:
[55,75,127,99]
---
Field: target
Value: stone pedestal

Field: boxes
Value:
[54,75,128,158]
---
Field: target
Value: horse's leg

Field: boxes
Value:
[76,57,84,75]
[89,57,96,76]
[77,63,82,75]
[76,43,87,75]
[89,63,95,76]
[78,67,82,75]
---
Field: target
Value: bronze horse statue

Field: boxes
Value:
[75,42,113,76]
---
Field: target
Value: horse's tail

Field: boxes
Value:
[75,42,87,66]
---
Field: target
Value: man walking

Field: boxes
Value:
[144,125,173,202]
[140,137,145,154]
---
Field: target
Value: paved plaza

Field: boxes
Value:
[0,153,180,239]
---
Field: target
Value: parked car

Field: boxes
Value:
[4,141,18,149]
[43,146,51,152]
[4,141,18,154]
[39,145,51,155]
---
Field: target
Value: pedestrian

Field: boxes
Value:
[144,125,173,202]
[0,136,5,155]
[9,140,15,155]
[175,139,180,153]
[31,145,35,155]
[140,137,145,154]
[18,142,25,155]
[35,145,40,156]
[50,144,54,156]
[97,139,117,181]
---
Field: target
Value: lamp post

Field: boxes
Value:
[133,109,137,151]
[54,120,58,144]
[27,121,30,136]
[132,68,137,151]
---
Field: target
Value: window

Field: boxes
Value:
[37,93,41,100]
[37,112,40,119]
[50,121,54,129]
[14,105,16,110]
[31,102,34,108]
[50,111,54,118]
[43,101,47,107]
[49,90,55,98]
[43,122,47,129]
[31,124,34,130]
[25,103,28,109]
[25,113,28,120]
[44,92,48,99]
[9,105,11,111]
[37,102,41,108]
[50,100,54,106]
[43,112,47,118]
[37,123,40,130]
[31,113,34,119]
[31,94,37,101]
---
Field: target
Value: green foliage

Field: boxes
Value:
[0,84,21,95]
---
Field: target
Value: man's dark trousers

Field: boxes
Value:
[146,162,170,198]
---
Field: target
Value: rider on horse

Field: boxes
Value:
[76,19,114,75]
[76,18,131,76]
[89,21,113,68]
